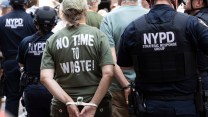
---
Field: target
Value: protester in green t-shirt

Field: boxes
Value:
[40,0,114,117]
[86,0,103,29]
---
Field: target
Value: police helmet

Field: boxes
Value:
[9,0,27,5]
[34,6,58,26]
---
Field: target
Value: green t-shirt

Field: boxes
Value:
[41,24,114,106]
[86,11,103,29]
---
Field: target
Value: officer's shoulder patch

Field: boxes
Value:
[198,18,208,28]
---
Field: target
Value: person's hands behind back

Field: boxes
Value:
[79,105,97,117]
[67,104,80,117]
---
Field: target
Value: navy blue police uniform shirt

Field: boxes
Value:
[0,8,36,60]
[117,4,208,100]
[17,32,53,76]
[195,7,208,72]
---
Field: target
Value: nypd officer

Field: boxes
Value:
[18,6,57,117]
[17,6,57,117]
[184,0,208,116]
[117,0,208,116]
[0,0,36,116]
[184,0,208,90]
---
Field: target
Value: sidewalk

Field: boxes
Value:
[0,96,27,117]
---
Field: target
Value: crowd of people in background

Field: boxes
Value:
[1,0,208,117]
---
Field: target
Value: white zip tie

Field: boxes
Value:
[66,97,98,107]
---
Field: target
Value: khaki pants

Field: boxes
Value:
[50,95,112,117]
[111,91,129,117]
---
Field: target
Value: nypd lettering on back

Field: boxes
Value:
[5,18,24,29]
[143,31,177,51]
[56,34,95,74]
[28,42,46,55]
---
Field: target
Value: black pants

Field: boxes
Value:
[138,100,197,117]
[3,60,23,116]
[24,84,52,117]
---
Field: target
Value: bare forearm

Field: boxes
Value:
[114,64,129,87]
[90,65,113,105]
[111,48,129,87]
[40,69,74,104]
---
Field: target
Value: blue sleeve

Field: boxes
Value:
[17,38,28,64]
[117,22,136,67]
[100,16,115,47]
[0,18,2,51]
[186,16,208,55]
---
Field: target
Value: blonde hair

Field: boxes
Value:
[61,7,86,28]
[60,0,88,28]
[87,0,101,9]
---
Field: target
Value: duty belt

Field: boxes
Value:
[27,75,40,85]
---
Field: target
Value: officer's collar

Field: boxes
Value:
[35,31,53,37]
[13,7,25,11]
[185,6,208,16]
[197,7,208,14]
[147,4,176,23]
[151,4,174,10]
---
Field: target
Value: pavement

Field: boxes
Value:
[0,96,27,117]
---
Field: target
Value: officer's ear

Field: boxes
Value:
[146,0,154,8]
[171,0,184,9]
[171,0,178,9]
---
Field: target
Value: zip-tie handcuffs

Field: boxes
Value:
[66,97,98,107]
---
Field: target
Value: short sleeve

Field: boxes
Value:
[100,16,115,47]
[17,37,28,64]
[40,38,55,69]
[99,31,114,66]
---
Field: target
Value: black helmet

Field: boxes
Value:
[34,6,57,26]
[9,0,27,5]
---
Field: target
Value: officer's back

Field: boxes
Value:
[184,4,208,90]
[0,0,36,60]
[0,0,36,116]
[117,0,208,117]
